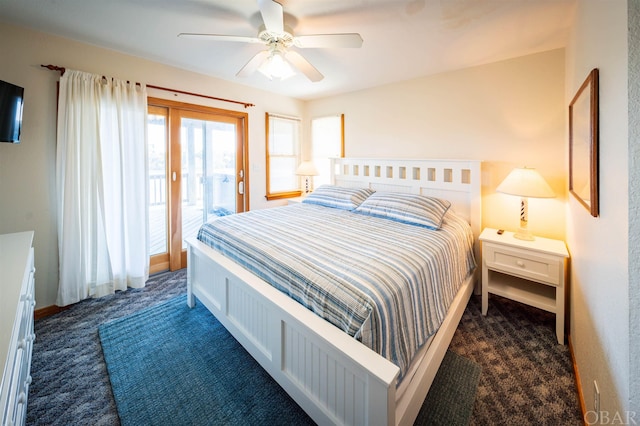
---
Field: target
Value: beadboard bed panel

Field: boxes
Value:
[186,158,482,425]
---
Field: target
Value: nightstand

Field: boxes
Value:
[479,228,569,344]
[287,196,306,205]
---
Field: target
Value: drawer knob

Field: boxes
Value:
[516,260,525,267]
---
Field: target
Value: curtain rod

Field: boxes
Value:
[41,64,255,109]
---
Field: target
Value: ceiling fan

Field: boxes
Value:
[178,0,363,82]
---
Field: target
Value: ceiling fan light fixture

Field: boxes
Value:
[179,0,361,82]
[257,50,295,81]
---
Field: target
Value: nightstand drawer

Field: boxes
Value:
[483,243,561,286]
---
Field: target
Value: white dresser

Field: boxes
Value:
[0,231,35,426]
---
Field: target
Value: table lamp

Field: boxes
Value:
[296,161,319,193]
[496,167,555,240]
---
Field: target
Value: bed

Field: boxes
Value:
[186,158,482,425]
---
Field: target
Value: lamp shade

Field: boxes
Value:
[496,167,555,198]
[295,161,319,176]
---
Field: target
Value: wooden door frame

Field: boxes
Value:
[148,97,249,273]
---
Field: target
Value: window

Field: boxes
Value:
[266,113,301,200]
[311,114,344,187]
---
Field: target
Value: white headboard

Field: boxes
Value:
[330,158,482,241]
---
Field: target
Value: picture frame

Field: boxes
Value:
[569,68,599,217]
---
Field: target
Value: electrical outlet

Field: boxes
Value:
[594,380,600,421]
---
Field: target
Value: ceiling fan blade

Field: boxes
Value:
[294,33,364,49]
[257,0,284,34]
[285,51,324,82]
[236,50,270,77]
[178,33,262,44]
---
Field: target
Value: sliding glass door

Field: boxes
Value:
[148,98,248,273]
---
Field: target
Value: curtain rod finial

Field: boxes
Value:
[41,64,66,75]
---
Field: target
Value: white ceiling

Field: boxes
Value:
[0,0,576,100]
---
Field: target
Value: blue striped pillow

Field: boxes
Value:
[354,192,451,229]
[302,185,374,210]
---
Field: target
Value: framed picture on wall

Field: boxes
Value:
[569,68,599,217]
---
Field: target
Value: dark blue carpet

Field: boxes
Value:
[99,295,481,426]
[28,269,581,425]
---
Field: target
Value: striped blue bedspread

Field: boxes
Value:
[197,203,476,381]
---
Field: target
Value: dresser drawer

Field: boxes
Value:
[1,232,35,426]
[483,243,562,286]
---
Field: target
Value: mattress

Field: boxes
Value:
[197,202,475,381]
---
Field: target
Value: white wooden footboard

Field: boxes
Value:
[186,158,482,425]
[187,238,400,425]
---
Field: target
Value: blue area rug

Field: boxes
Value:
[416,350,481,425]
[99,296,480,426]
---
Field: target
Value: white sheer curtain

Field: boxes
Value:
[56,69,149,306]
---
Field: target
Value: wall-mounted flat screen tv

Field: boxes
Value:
[0,79,24,143]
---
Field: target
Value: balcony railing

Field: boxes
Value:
[149,171,200,206]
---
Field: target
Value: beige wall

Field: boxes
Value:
[307,49,567,241]
[566,0,630,418]
[629,0,640,416]
[0,23,304,308]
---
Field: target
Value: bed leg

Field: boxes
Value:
[187,289,195,308]
[187,246,196,308]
